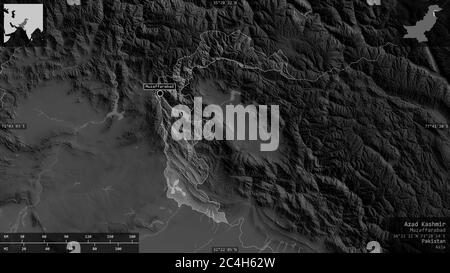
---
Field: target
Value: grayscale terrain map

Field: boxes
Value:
[0,0,449,253]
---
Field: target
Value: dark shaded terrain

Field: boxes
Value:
[0,0,449,253]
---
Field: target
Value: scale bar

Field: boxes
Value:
[2,242,139,244]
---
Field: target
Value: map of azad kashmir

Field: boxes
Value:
[0,0,449,254]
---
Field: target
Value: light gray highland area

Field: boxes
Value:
[67,0,81,6]
[404,5,442,42]
[366,0,381,6]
